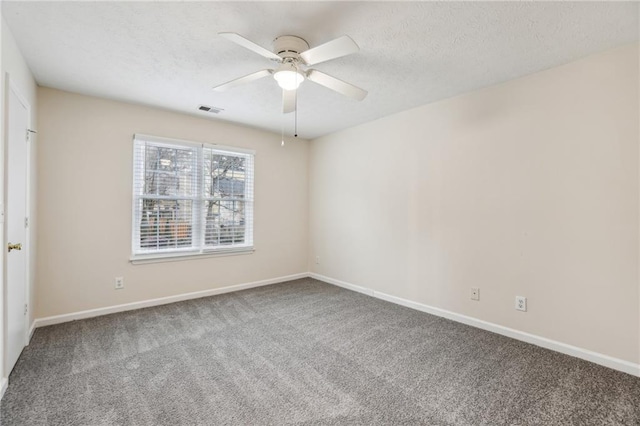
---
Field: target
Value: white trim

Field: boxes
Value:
[27,321,35,345]
[130,247,254,264]
[33,273,308,328]
[310,273,640,378]
[0,378,7,400]
[28,271,640,378]
[308,273,374,296]
[134,133,255,155]
[13,80,32,349]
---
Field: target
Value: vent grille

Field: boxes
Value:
[198,105,224,114]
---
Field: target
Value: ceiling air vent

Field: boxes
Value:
[198,105,224,114]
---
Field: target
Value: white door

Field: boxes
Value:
[6,83,29,374]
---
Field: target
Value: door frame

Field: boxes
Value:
[3,73,32,377]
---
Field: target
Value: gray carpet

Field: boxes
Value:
[1,278,639,425]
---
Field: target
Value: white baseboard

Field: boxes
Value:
[27,321,36,345]
[33,273,308,329]
[29,271,640,378]
[310,273,374,297]
[310,273,640,378]
[0,378,7,400]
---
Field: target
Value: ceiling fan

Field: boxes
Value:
[213,32,367,114]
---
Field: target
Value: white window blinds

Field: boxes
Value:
[132,134,254,259]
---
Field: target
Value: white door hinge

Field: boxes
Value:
[24,304,28,315]
[26,129,36,142]
[27,129,38,142]
[25,217,29,228]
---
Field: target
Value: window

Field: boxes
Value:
[131,134,254,262]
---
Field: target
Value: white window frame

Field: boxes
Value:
[130,134,254,264]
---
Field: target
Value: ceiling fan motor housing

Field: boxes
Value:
[273,35,310,61]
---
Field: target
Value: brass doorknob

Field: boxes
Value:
[8,243,22,252]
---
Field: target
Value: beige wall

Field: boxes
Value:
[33,44,640,366]
[36,88,308,318]
[1,16,38,379]
[309,44,640,364]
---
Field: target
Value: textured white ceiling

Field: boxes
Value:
[2,1,638,139]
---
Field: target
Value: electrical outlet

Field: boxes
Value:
[515,296,527,311]
[470,288,480,301]
[315,256,320,264]
[115,277,124,290]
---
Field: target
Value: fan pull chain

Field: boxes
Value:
[281,110,285,147]
[293,65,299,138]
[281,83,287,147]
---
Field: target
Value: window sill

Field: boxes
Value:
[130,247,254,265]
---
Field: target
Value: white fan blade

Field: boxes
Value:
[219,32,281,60]
[213,69,273,91]
[283,89,296,114]
[306,69,367,101]
[300,35,359,66]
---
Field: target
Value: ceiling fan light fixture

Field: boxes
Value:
[273,63,304,91]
